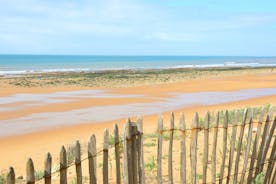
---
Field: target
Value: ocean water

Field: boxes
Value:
[0,55,276,75]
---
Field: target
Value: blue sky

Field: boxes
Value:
[0,0,276,56]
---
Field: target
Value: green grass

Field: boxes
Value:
[145,156,156,171]
[0,174,6,184]
[199,117,205,127]
[162,131,170,141]
[70,177,77,184]
[264,104,271,113]
[196,173,203,181]
[252,173,264,184]
[208,105,273,127]
[144,142,155,147]
[108,134,124,154]
[108,134,123,145]
[143,132,158,139]
[35,170,44,180]
[66,144,76,165]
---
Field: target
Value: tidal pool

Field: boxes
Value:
[0,88,275,137]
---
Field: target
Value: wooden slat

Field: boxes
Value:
[259,117,276,173]
[75,141,82,184]
[271,163,276,184]
[132,124,138,184]
[211,112,219,184]
[263,136,276,184]
[88,134,97,184]
[247,109,264,183]
[44,152,52,184]
[168,112,174,184]
[255,115,271,177]
[103,128,109,184]
[6,167,15,184]
[60,146,67,184]
[26,158,35,184]
[268,106,275,118]
[137,117,145,184]
[226,111,239,184]
[124,119,133,184]
[202,112,210,184]
[219,110,229,184]
[240,117,254,183]
[190,112,199,184]
[179,112,186,184]
[233,109,248,183]
[157,115,163,184]
[114,124,121,184]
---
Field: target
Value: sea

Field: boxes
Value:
[0,55,276,75]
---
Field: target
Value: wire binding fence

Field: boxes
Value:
[2,108,276,184]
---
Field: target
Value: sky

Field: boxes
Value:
[0,0,276,56]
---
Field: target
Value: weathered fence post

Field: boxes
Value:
[60,146,67,184]
[263,136,276,184]
[211,112,219,184]
[103,128,109,184]
[179,112,186,184]
[259,117,276,173]
[44,152,52,184]
[26,158,35,184]
[190,112,199,184]
[168,112,174,184]
[88,134,97,184]
[247,109,264,183]
[233,109,248,183]
[272,169,276,184]
[137,117,145,184]
[219,110,228,184]
[157,115,163,184]
[255,115,271,177]
[132,124,138,184]
[123,120,139,184]
[227,111,238,184]
[124,119,134,184]
[202,112,210,184]
[114,124,121,184]
[75,141,82,184]
[7,167,15,184]
[240,117,254,183]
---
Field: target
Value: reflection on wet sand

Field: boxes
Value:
[0,88,275,137]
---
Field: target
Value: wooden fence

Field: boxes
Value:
[3,108,276,184]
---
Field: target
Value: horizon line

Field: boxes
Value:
[0,54,276,58]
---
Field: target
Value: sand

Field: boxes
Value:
[0,69,276,179]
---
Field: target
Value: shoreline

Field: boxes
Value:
[1,66,276,76]
[1,54,276,76]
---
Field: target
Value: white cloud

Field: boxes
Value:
[0,0,276,54]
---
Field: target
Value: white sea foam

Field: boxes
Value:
[41,68,91,72]
[0,62,275,76]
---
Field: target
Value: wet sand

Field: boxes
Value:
[0,71,276,177]
[1,88,276,137]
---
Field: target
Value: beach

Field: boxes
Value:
[2,0,276,182]
[0,67,276,179]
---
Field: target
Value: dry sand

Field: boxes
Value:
[0,70,276,180]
